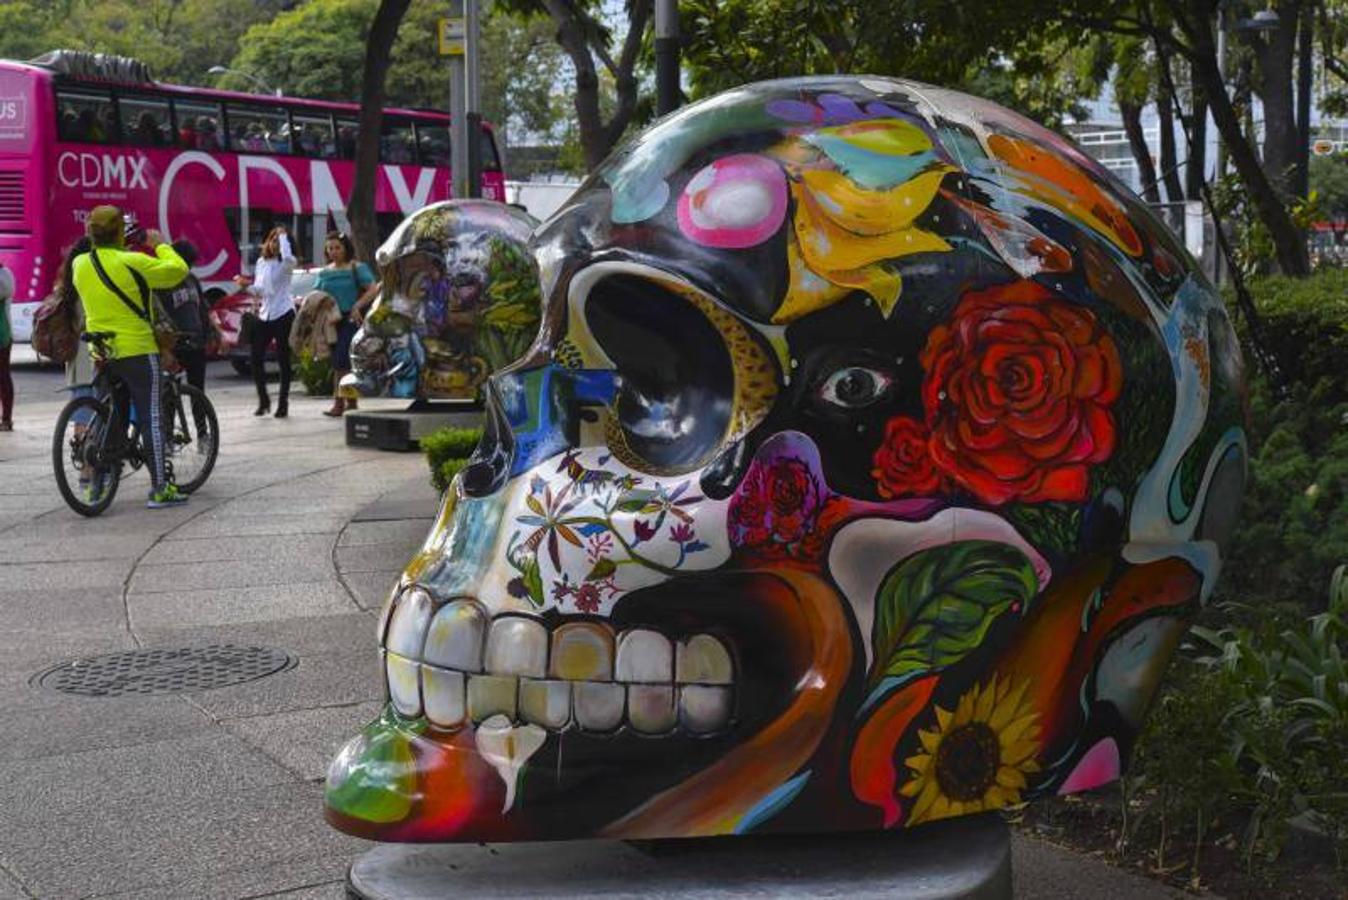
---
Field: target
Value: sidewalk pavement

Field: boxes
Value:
[0,352,1188,899]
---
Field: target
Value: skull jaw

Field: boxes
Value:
[324,569,862,841]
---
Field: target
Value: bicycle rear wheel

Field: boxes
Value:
[165,383,219,494]
[52,396,122,517]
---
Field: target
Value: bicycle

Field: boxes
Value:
[52,332,219,516]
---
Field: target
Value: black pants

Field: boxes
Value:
[174,345,209,429]
[176,346,206,395]
[107,353,168,493]
[250,311,294,403]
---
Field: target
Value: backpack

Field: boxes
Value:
[31,289,79,363]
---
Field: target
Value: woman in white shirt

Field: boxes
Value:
[234,226,296,417]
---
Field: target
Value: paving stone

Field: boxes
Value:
[341,571,402,611]
[0,781,365,899]
[1011,832,1185,898]
[142,532,334,566]
[0,559,132,592]
[0,686,216,763]
[128,580,356,630]
[0,865,32,900]
[0,629,138,675]
[225,701,385,781]
[0,533,160,563]
[336,542,418,575]
[339,518,434,548]
[0,587,128,639]
[170,513,348,540]
[136,611,376,655]
[92,854,354,899]
[183,650,383,720]
[128,555,335,594]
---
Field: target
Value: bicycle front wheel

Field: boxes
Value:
[52,396,121,517]
[165,383,219,494]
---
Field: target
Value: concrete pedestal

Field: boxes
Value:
[346,816,1011,900]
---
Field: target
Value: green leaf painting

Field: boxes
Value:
[869,540,1038,689]
[585,558,617,582]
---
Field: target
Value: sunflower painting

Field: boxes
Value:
[899,676,1041,824]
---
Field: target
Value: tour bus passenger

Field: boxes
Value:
[195,116,220,151]
[134,111,163,146]
[77,109,104,142]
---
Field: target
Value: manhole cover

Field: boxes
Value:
[32,645,296,697]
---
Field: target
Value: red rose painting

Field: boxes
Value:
[872,280,1123,505]
[923,281,1122,504]
[729,456,829,558]
[872,416,945,499]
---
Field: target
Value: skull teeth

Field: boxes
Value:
[380,590,736,736]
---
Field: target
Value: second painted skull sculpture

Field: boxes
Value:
[326,77,1247,841]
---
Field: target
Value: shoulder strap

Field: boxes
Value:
[90,250,151,323]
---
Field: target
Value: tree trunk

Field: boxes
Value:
[347,0,411,262]
[1185,75,1207,201]
[1155,74,1184,202]
[1295,1,1313,198]
[1250,4,1300,194]
[1121,101,1161,204]
[543,0,653,172]
[1181,3,1308,274]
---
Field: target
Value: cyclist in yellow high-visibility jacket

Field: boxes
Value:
[71,205,190,508]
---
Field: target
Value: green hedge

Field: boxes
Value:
[421,426,483,492]
[1217,377,1348,619]
[1231,268,1348,403]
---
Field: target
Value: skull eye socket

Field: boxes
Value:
[585,274,735,474]
[818,366,893,409]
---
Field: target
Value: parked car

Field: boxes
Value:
[209,267,321,376]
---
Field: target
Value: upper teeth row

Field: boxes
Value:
[380,587,736,735]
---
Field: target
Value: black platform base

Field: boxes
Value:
[346,816,1011,900]
[344,401,484,452]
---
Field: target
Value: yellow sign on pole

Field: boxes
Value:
[439,17,466,56]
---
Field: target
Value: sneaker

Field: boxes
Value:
[146,484,189,509]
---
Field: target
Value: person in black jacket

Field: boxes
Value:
[161,240,214,397]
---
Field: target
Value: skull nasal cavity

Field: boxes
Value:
[586,275,734,473]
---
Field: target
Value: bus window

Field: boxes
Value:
[119,95,172,147]
[416,123,451,167]
[55,91,117,144]
[380,118,416,164]
[336,118,358,160]
[174,100,223,152]
[227,105,291,154]
[479,127,501,172]
[292,113,336,159]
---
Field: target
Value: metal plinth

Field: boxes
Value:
[346,816,1011,900]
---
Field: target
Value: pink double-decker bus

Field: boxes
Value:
[0,51,506,342]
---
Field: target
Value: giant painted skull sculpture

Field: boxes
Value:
[347,200,542,400]
[326,77,1247,841]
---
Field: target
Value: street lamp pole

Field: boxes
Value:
[655,0,680,116]
[447,0,481,199]
[207,65,281,97]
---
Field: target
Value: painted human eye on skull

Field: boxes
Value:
[818,366,894,409]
